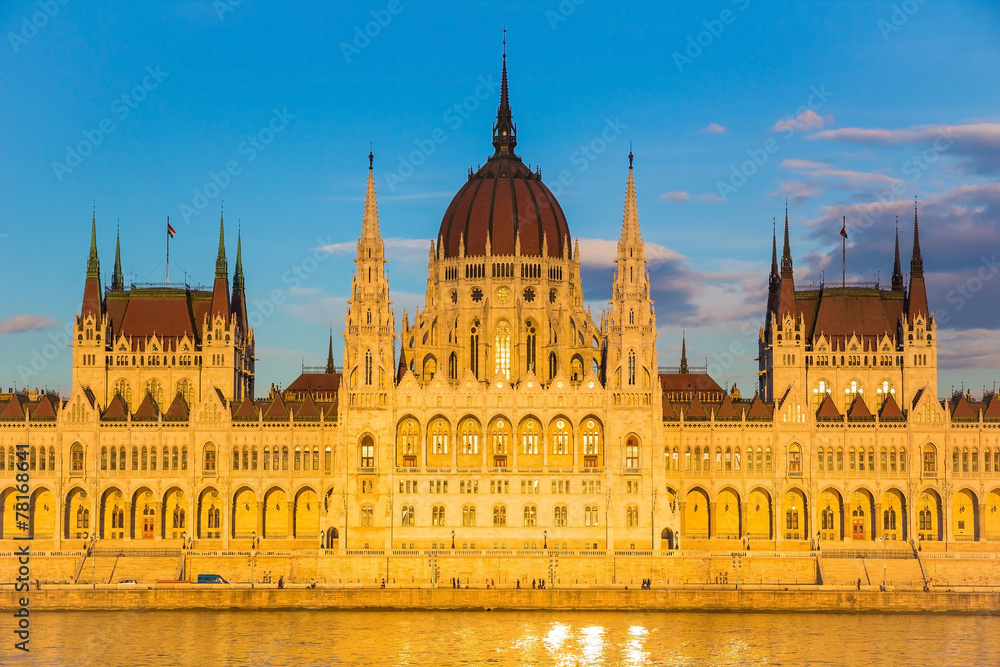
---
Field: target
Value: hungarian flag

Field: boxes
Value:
[167,222,177,238]
[840,220,848,239]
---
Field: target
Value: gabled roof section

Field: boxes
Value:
[264,393,289,420]
[816,394,842,420]
[0,395,25,421]
[847,394,874,421]
[951,393,978,421]
[878,393,905,421]
[662,396,679,421]
[102,394,129,421]
[984,395,1000,422]
[715,393,740,420]
[286,372,341,395]
[684,394,708,420]
[133,393,160,420]
[28,395,58,420]
[232,398,259,420]
[164,393,190,421]
[746,394,773,421]
[293,392,320,420]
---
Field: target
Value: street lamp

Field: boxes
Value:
[248,551,257,589]
[732,553,742,590]
[543,530,547,550]
[880,532,888,589]
[89,533,99,589]
[252,529,257,550]
[181,531,186,549]
[451,530,455,550]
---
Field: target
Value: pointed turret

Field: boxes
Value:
[210,211,230,319]
[891,216,904,292]
[230,229,247,330]
[679,333,689,374]
[777,203,796,318]
[326,328,335,374]
[492,34,517,156]
[769,220,779,291]
[907,201,928,318]
[81,211,103,320]
[111,224,124,291]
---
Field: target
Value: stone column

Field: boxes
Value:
[256,501,264,537]
[740,499,749,546]
[289,500,297,539]
[124,501,132,541]
[708,501,716,539]
[874,501,883,541]
[221,494,230,549]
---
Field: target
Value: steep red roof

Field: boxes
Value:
[105,288,213,343]
[133,393,159,420]
[715,393,740,420]
[102,394,129,421]
[293,392,320,420]
[662,396,679,420]
[816,394,842,420]
[796,286,905,346]
[879,394,905,421]
[984,395,1000,421]
[29,395,58,420]
[745,395,773,420]
[684,394,708,420]
[232,398,259,420]
[164,393,190,421]
[286,372,341,396]
[264,393,289,420]
[660,373,724,394]
[0,395,25,421]
[951,393,978,421]
[847,394,874,420]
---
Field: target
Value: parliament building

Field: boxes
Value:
[3,52,999,565]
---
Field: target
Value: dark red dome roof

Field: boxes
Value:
[437,50,570,259]
[438,155,570,259]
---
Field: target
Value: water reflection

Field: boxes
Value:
[28,610,1000,666]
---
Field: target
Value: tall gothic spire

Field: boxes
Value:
[87,209,100,279]
[679,332,689,374]
[215,210,228,279]
[232,228,245,293]
[361,147,381,242]
[492,30,517,155]
[891,216,904,291]
[777,202,797,318]
[619,149,642,249]
[768,218,779,291]
[780,201,793,276]
[907,199,928,318]
[326,327,335,374]
[111,223,124,291]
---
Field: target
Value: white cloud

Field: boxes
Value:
[700,122,727,134]
[576,237,684,268]
[661,191,691,203]
[772,109,834,133]
[0,314,59,334]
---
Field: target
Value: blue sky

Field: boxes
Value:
[1,0,998,398]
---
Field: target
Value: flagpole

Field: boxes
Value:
[842,216,846,287]
[166,215,170,285]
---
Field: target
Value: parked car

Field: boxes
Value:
[196,574,228,584]
[116,579,138,587]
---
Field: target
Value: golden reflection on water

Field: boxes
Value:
[28,610,1000,666]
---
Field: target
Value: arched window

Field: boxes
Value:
[181,447,188,470]
[627,350,636,385]
[788,443,802,473]
[765,447,773,471]
[144,378,164,408]
[325,447,332,471]
[432,505,445,527]
[554,505,568,527]
[233,446,240,470]
[364,350,373,385]
[883,507,897,531]
[626,436,640,468]
[251,447,258,470]
[422,355,437,378]
[812,379,831,411]
[875,379,896,406]
[113,378,133,409]
[582,419,601,456]
[130,446,138,471]
[491,418,511,456]
[294,447,302,470]
[463,504,477,526]
[836,447,844,471]
[141,447,148,470]
[585,505,599,527]
[470,322,480,378]
[448,352,458,380]
[550,419,571,455]
[818,447,825,472]
[493,505,507,526]
[430,418,450,455]
[972,448,979,473]
[821,506,835,531]
[361,505,374,527]
[952,447,960,473]
[360,435,375,468]
[459,419,480,455]
[203,443,216,472]
[242,447,249,470]
[923,444,937,473]
[626,505,639,527]
[523,504,537,527]
[495,319,511,380]
[548,352,557,380]
[755,447,763,471]
[101,447,108,470]
[520,419,539,455]
[843,380,863,412]
[526,321,537,374]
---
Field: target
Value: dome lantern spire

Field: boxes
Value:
[492,29,517,155]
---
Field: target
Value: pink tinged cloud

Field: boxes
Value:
[700,122,727,134]
[696,193,725,203]
[0,314,60,334]
[662,191,691,203]
[810,123,1000,149]
[772,109,834,133]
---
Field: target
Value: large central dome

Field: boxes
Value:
[437,52,570,259]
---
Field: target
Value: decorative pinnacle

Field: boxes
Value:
[369,142,374,170]
[215,209,228,279]
[87,209,100,279]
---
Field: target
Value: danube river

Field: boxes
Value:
[23,610,997,665]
